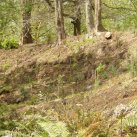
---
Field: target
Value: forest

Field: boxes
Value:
[0,0,137,137]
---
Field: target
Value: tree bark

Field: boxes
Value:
[22,0,33,44]
[94,0,106,33]
[86,0,94,36]
[72,18,81,36]
[72,0,81,36]
[55,0,66,44]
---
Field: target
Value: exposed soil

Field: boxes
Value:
[0,32,137,111]
[1,32,137,137]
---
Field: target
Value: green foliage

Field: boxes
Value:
[94,63,106,89]
[96,63,106,75]
[24,0,33,13]
[114,102,137,137]
[1,63,11,70]
[131,100,137,109]
[65,37,95,53]
[32,20,56,44]
[127,46,137,77]
[0,0,20,41]
[103,0,137,32]
[0,60,12,70]
[122,100,137,136]
[108,65,118,76]
[0,85,12,95]
[0,102,69,137]
[0,104,19,131]
[0,38,19,49]
[0,131,30,137]
[38,121,69,137]
[128,59,137,77]
[123,115,137,136]
[46,32,55,44]
[123,115,137,127]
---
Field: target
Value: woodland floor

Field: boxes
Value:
[0,32,137,137]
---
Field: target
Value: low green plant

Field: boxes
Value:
[96,63,106,75]
[65,37,95,53]
[94,63,106,89]
[0,38,19,49]
[122,100,137,136]
[38,120,70,137]
[123,115,137,137]
[0,104,70,137]
[131,100,137,108]
[0,85,12,94]
[127,47,137,77]
[1,61,11,70]
[128,59,137,77]
[109,65,118,76]
[20,86,30,101]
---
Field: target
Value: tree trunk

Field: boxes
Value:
[55,0,66,44]
[94,0,106,33]
[22,0,33,44]
[71,0,81,36]
[71,18,81,36]
[86,0,94,36]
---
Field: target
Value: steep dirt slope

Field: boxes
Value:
[0,32,134,104]
[0,32,137,137]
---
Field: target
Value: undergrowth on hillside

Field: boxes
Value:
[65,36,96,53]
[0,38,19,49]
[0,34,137,137]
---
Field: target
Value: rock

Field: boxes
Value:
[113,104,133,118]
[85,34,93,39]
[105,32,112,39]
[86,85,92,90]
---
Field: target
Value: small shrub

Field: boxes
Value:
[127,46,137,77]
[46,32,55,44]
[128,59,137,77]
[38,120,70,137]
[109,65,118,76]
[94,63,106,89]
[96,63,106,75]
[1,38,19,49]
[123,115,137,136]
[1,61,11,70]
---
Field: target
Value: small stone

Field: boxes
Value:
[113,104,133,118]
[85,34,93,39]
[105,32,112,39]
[76,103,83,107]
[86,85,92,90]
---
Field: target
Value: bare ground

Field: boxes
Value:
[0,32,137,113]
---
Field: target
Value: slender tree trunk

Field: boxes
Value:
[94,0,106,33]
[73,18,81,36]
[86,0,94,36]
[71,18,81,36]
[75,0,81,36]
[22,0,33,44]
[55,0,66,44]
